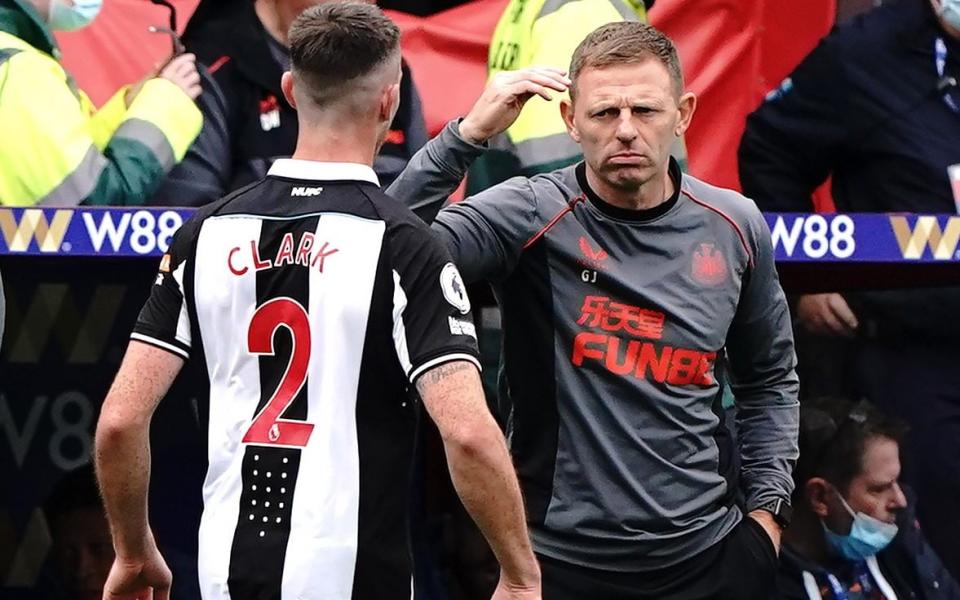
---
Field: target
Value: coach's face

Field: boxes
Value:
[562,60,695,192]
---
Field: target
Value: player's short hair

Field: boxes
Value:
[288,1,400,107]
[794,398,907,499]
[569,21,684,101]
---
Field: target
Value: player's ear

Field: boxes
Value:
[561,98,580,143]
[380,82,401,124]
[281,71,298,110]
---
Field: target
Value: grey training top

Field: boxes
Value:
[387,121,799,572]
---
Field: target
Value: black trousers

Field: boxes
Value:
[539,518,778,600]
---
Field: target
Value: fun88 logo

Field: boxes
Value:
[82,209,189,255]
[769,214,856,259]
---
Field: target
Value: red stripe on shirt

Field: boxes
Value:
[522,195,586,250]
[681,190,754,268]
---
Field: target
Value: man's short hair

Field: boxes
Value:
[793,398,908,500]
[568,21,683,101]
[288,1,400,107]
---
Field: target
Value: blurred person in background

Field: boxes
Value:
[779,399,960,600]
[40,466,201,599]
[41,466,113,600]
[739,0,960,577]
[0,0,202,206]
[151,0,428,206]
[467,0,674,194]
[837,0,892,22]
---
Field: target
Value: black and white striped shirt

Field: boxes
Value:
[133,159,480,599]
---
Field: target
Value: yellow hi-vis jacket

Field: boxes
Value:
[0,0,201,206]
[468,0,687,194]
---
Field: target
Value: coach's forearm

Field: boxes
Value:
[442,420,540,586]
[95,404,154,559]
[735,382,800,509]
[386,119,486,224]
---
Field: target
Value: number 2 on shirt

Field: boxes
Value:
[242,297,314,447]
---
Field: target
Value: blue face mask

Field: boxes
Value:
[822,493,898,562]
[940,0,960,31]
[48,0,102,32]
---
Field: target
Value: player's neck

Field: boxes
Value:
[585,164,674,212]
[291,144,376,166]
[291,125,378,168]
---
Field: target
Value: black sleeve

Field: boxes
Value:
[150,66,233,207]
[737,34,850,212]
[131,222,195,359]
[385,220,481,383]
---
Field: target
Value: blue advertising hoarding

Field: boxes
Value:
[1,208,958,263]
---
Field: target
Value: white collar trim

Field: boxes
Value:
[268,159,380,186]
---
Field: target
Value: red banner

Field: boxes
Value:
[57,0,835,193]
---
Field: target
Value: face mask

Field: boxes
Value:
[822,493,898,562]
[940,0,960,31]
[48,0,102,32]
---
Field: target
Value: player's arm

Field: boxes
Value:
[385,67,569,224]
[725,209,800,550]
[95,219,196,598]
[95,341,183,599]
[387,220,539,597]
[417,361,540,598]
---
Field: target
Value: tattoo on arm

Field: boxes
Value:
[416,360,474,396]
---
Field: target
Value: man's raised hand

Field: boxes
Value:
[459,67,571,144]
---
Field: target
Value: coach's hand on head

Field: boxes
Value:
[459,67,571,144]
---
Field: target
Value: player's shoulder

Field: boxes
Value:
[680,174,767,240]
[364,187,441,248]
[167,180,266,251]
[363,186,428,228]
[200,178,270,221]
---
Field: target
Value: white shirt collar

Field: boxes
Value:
[268,159,380,186]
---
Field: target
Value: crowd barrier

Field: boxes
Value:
[1,206,957,590]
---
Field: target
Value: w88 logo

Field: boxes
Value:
[770,215,856,259]
[83,210,185,255]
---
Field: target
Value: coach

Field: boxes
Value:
[388,21,799,599]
